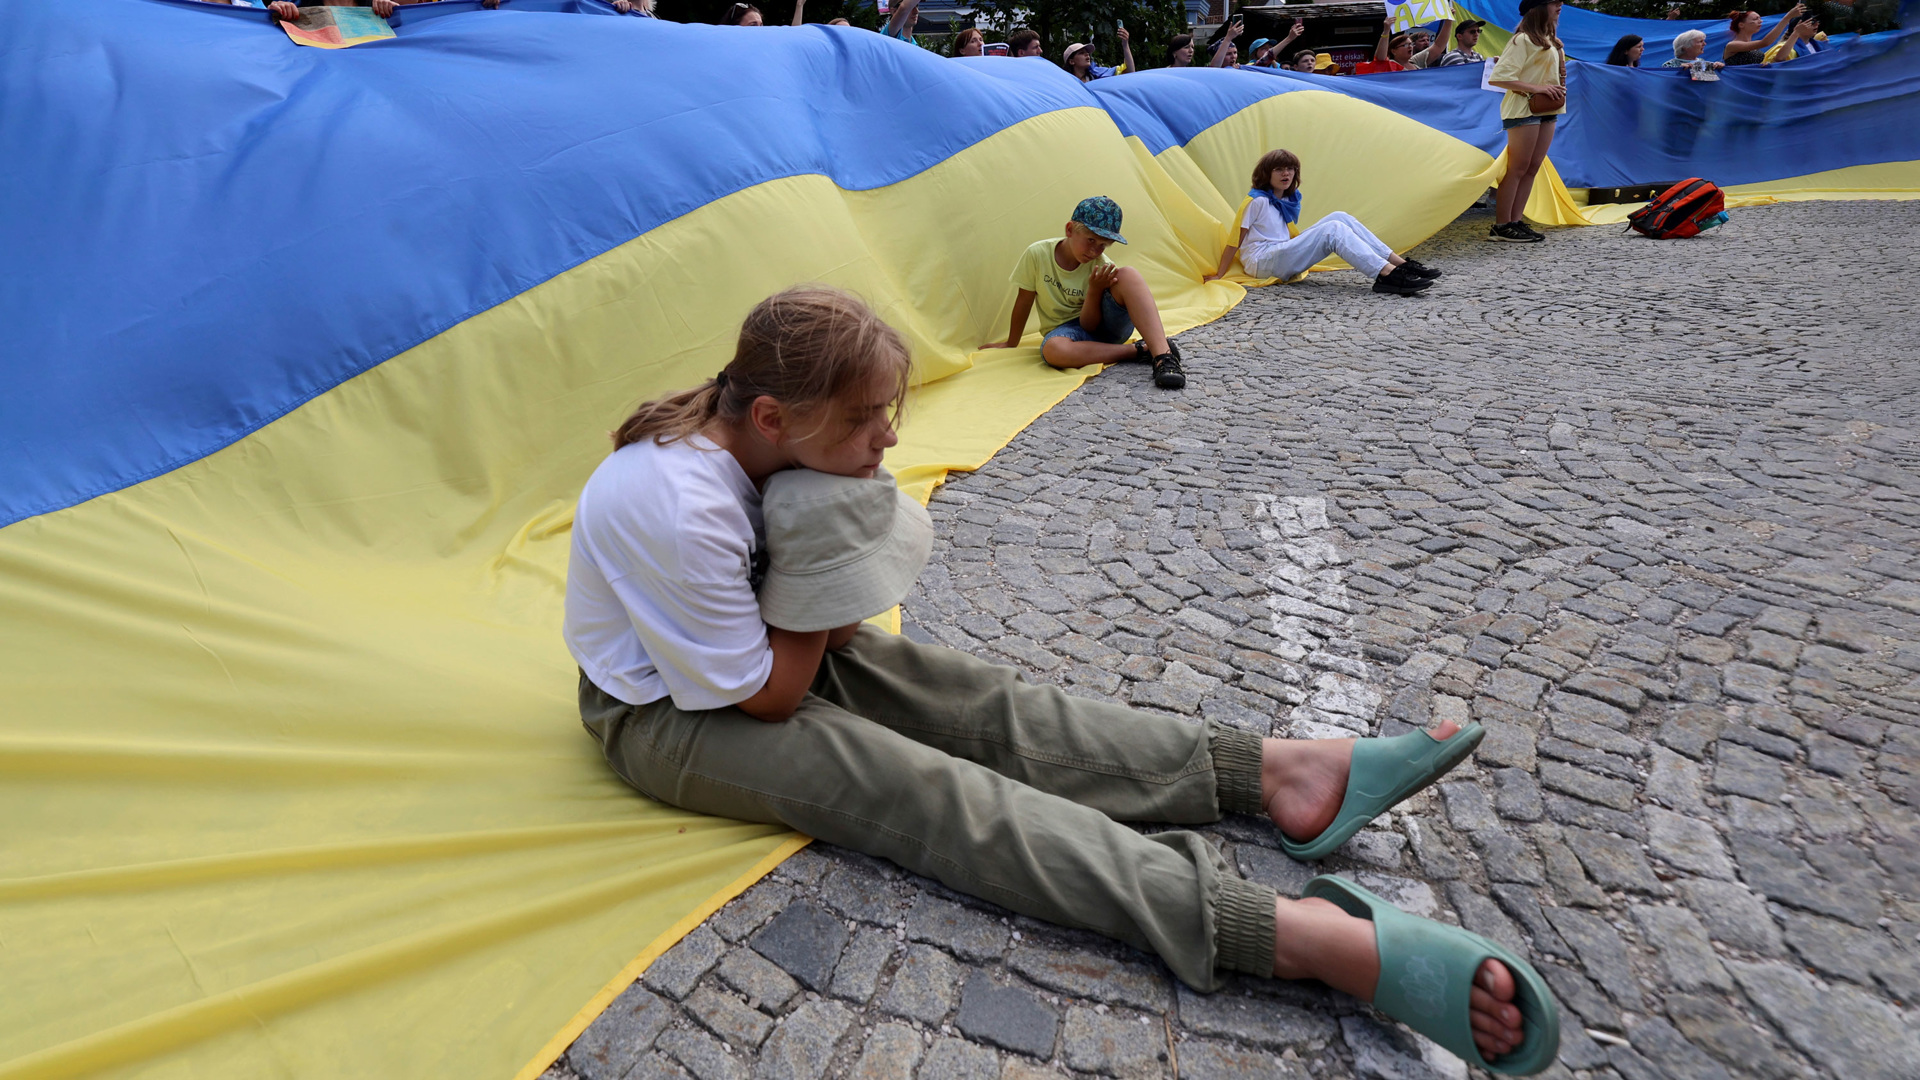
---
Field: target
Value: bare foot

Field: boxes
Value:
[1272,896,1526,1060]
[1259,719,1464,844]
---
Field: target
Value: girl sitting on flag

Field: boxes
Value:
[1202,149,1441,296]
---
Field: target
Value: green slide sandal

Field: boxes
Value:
[1304,874,1562,1076]
[1278,723,1485,861]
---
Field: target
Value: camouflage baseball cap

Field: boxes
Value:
[1070,195,1127,244]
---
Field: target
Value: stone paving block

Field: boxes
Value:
[1543,907,1642,1008]
[1546,690,1630,732]
[1439,781,1498,832]
[1235,843,1316,898]
[1174,1038,1308,1080]
[1729,960,1920,1080]
[1538,761,1637,813]
[1340,1015,1455,1080]
[613,1052,693,1080]
[1710,743,1786,802]
[1475,719,1537,770]
[1563,672,1646,713]
[1643,746,1708,815]
[848,1023,922,1080]
[1643,806,1733,880]
[1061,1008,1167,1079]
[1731,831,1881,927]
[1723,662,1787,703]
[750,1000,851,1080]
[717,949,801,1013]
[750,903,850,993]
[685,986,774,1050]
[1629,904,1730,992]
[1672,877,1784,957]
[918,1037,999,1080]
[1654,703,1729,760]
[1537,960,1621,1032]
[818,863,908,927]
[656,1028,747,1080]
[952,971,1059,1059]
[1004,944,1172,1014]
[1174,985,1338,1051]
[1470,827,1544,885]
[1664,993,1800,1080]
[645,927,728,1001]
[1563,826,1663,895]
[1443,881,1528,959]
[879,944,961,1025]
[1489,883,1573,959]
[1486,666,1548,710]
[713,883,796,944]
[570,983,676,1080]
[905,895,1010,963]
[828,927,896,1004]
[1492,767,1545,822]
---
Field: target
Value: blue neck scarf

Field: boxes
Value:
[1249,187,1301,224]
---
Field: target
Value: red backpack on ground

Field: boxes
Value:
[1627,178,1728,238]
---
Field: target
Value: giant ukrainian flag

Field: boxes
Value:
[3,0,1913,1077]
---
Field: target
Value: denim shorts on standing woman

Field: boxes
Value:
[1043,293,1134,345]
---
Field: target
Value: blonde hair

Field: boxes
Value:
[613,286,911,451]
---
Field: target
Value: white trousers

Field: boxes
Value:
[1242,211,1392,280]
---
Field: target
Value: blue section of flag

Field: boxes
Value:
[0,0,1092,526]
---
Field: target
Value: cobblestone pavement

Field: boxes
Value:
[546,202,1920,1080]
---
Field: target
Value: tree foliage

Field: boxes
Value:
[1572,0,1899,35]
[968,0,1193,69]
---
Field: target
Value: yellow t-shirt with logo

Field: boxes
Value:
[1011,238,1114,331]
[1489,33,1565,121]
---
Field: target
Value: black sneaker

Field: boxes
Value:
[1151,352,1186,389]
[1516,222,1547,240]
[1372,264,1433,296]
[1128,340,1152,363]
[1487,221,1541,243]
[1401,259,1442,279]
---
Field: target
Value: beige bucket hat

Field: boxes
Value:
[758,466,933,633]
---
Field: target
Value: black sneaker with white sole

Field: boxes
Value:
[1487,221,1542,243]
[1372,264,1434,296]
[1151,352,1186,389]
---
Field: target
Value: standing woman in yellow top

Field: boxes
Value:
[1487,0,1566,243]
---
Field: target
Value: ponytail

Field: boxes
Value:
[612,380,727,450]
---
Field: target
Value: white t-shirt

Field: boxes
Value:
[1240,197,1296,264]
[564,435,773,710]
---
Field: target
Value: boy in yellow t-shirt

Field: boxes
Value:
[982,196,1186,390]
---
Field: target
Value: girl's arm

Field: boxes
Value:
[735,626,830,722]
[982,289,1037,348]
[1203,226,1249,281]
[1118,28,1135,74]
[826,623,861,650]
[1210,18,1241,67]
[883,0,918,38]
[1423,19,1451,66]
[790,0,804,25]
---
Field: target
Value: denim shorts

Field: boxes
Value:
[1042,293,1134,345]
[1502,114,1559,129]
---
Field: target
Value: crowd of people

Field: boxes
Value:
[242,0,1840,81]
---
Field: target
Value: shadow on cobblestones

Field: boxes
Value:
[551,203,1920,1080]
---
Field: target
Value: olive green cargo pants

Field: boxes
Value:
[579,625,1279,989]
